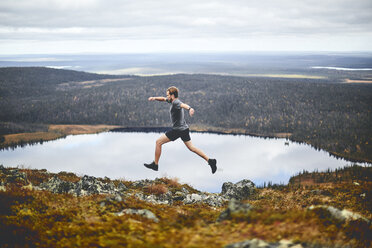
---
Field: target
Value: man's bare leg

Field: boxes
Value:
[155,134,171,165]
[183,140,209,161]
[144,134,171,171]
[184,140,217,173]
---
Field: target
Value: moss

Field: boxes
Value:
[1,167,371,248]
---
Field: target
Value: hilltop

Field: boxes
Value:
[0,164,371,247]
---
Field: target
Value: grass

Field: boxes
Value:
[0,166,371,248]
[0,124,121,149]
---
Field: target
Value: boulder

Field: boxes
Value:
[184,193,203,204]
[173,191,187,201]
[74,175,118,196]
[145,194,170,205]
[183,193,226,207]
[224,238,270,248]
[0,166,28,185]
[99,194,124,207]
[117,182,128,192]
[0,180,6,192]
[116,209,159,223]
[200,193,227,207]
[218,198,253,222]
[309,205,370,224]
[224,239,306,248]
[39,176,75,194]
[221,179,255,200]
[131,179,154,188]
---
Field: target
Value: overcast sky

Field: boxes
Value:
[1,0,372,54]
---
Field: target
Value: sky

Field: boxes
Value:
[0,0,372,54]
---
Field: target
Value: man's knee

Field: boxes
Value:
[156,138,167,146]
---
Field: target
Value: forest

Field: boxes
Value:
[0,67,371,162]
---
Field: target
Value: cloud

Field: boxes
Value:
[0,0,371,53]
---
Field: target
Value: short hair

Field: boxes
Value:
[167,86,179,98]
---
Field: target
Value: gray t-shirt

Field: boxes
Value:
[167,98,189,130]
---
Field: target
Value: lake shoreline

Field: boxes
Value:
[1,124,371,164]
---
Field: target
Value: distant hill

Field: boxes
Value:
[0,67,127,97]
[0,67,371,162]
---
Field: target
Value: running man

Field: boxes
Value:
[144,86,217,174]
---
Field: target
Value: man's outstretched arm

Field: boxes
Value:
[148,97,166,101]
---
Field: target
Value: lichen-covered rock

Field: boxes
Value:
[116,209,159,223]
[99,194,124,207]
[309,205,370,224]
[117,182,128,192]
[225,238,270,248]
[0,165,28,186]
[131,179,154,188]
[224,239,308,248]
[173,191,186,201]
[183,193,226,207]
[74,175,118,196]
[217,198,253,222]
[221,179,255,200]
[184,193,203,204]
[39,176,75,194]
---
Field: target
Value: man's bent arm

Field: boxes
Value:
[148,97,166,101]
[181,103,195,117]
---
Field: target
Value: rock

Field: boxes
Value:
[309,205,370,223]
[99,194,124,207]
[278,239,295,248]
[201,193,227,207]
[39,174,120,196]
[184,193,203,204]
[74,175,118,196]
[39,176,75,194]
[181,187,189,194]
[116,209,159,223]
[224,239,306,248]
[173,191,186,201]
[145,194,170,205]
[22,183,34,191]
[221,179,255,200]
[117,182,128,192]
[182,192,226,207]
[224,238,270,248]
[0,167,28,185]
[132,179,153,188]
[218,198,253,222]
[131,190,226,207]
[0,185,6,192]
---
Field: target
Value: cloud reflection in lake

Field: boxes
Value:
[0,132,360,193]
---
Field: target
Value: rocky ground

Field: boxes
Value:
[0,165,371,248]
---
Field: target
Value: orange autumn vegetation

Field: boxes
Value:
[0,166,371,248]
[1,124,121,149]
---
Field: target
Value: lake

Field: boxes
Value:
[0,131,363,193]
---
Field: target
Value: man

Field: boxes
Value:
[144,86,217,174]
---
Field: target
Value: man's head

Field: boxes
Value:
[167,86,179,99]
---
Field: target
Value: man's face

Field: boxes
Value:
[166,91,171,101]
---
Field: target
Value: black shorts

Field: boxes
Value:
[165,128,191,142]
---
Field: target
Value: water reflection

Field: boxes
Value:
[0,132,361,192]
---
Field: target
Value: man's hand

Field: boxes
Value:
[189,108,195,117]
[148,97,155,101]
